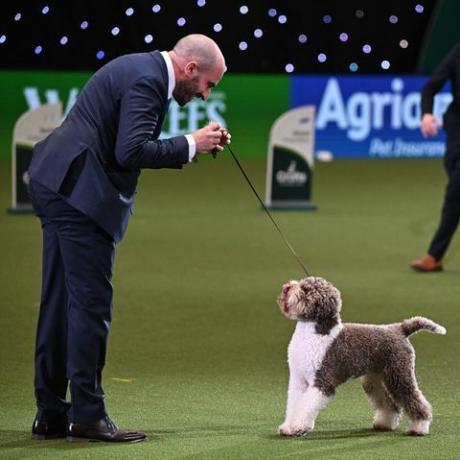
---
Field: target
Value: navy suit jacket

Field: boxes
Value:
[29,51,189,242]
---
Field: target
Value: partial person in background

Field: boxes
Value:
[28,34,231,442]
[411,43,460,272]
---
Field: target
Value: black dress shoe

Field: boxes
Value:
[32,416,67,440]
[67,416,146,443]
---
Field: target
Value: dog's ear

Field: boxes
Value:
[313,296,340,335]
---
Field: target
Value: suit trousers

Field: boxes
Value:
[428,111,460,260]
[29,179,115,423]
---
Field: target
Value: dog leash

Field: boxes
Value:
[225,144,310,277]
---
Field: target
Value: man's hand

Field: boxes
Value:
[421,113,439,138]
[192,122,232,155]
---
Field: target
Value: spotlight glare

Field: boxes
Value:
[381,60,390,70]
[254,28,263,38]
[34,45,43,55]
[125,7,134,17]
[239,5,249,15]
[298,34,307,44]
[355,9,364,19]
[111,26,120,36]
[339,32,349,42]
[239,41,248,51]
[285,63,294,73]
[268,8,277,18]
[362,44,372,54]
[80,21,89,30]
[197,0,206,6]
[14,13,22,21]
[152,4,161,13]
[318,53,327,63]
[323,15,332,24]
[399,39,409,49]
[278,15,287,24]
[177,17,186,27]
[96,50,105,60]
[42,6,50,15]
[415,4,424,13]
[349,62,359,72]
[213,23,222,32]
[60,36,68,45]
[389,15,398,24]
[0,35,6,44]
[144,34,153,44]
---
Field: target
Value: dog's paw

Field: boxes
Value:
[278,423,312,437]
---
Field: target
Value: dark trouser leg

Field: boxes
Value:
[428,158,460,260]
[58,217,115,423]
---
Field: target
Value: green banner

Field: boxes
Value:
[0,71,289,161]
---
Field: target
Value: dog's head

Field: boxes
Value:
[277,276,342,334]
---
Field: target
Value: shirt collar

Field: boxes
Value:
[160,51,175,100]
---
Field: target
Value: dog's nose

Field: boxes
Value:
[282,283,291,295]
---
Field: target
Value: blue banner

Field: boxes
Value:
[291,76,452,158]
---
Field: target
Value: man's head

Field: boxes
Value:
[169,34,226,106]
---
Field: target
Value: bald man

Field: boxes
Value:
[28,34,230,443]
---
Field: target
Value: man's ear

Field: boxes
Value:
[184,61,198,77]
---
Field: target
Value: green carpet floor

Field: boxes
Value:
[0,156,459,459]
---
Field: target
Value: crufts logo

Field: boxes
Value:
[276,161,307,186]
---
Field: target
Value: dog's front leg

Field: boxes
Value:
[278,374,309,436]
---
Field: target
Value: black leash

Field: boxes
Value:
[225,144,310,277]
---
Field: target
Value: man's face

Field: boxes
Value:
[173,63,224,107]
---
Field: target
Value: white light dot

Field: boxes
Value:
[197,0,206,7]
[298,34,307,44]
[213,23,222,32]
[381,60,390,70]
[362,44,372,54]
[399,39,409,49]
[35,45,43,55]
[111,26,120,36]
[389,15,398,24]
[80,21,89,30]
[14,13,22,21]
[177,17,186,27]
[415,4,424,13]
[339,32,349,42]
[152,4,161,13]
[278,15,287,24]
[60,36,68,45]
[42,6,50,15]
[268,8,277,18]
[125,8,134,17]
[323,15,332,24]
[239,5,249,15]
[0,35,6,44]
[96,50,105,60]
[349,62,358,72]
[285,63,294,73]
[355,9,364,19]
[254,28,263,38]
[318,53,327,63]
[144,34,153,44]
[239,41,248,51]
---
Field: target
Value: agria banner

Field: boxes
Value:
[291,76,452,158]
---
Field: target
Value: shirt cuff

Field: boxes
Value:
[185,134,196,162]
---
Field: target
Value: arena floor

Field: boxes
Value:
[0,156,459,459]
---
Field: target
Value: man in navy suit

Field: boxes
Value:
[28,34,230,442]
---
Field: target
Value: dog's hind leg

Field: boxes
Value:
[382,362,432,436]
[361,373,401,431]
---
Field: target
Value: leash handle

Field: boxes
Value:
[225,144,310,277]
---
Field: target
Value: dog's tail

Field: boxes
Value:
[401,316,447,337]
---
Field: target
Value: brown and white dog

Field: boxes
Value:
[277,276,446,437]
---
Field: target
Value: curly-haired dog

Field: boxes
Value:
[277,276,446,437]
